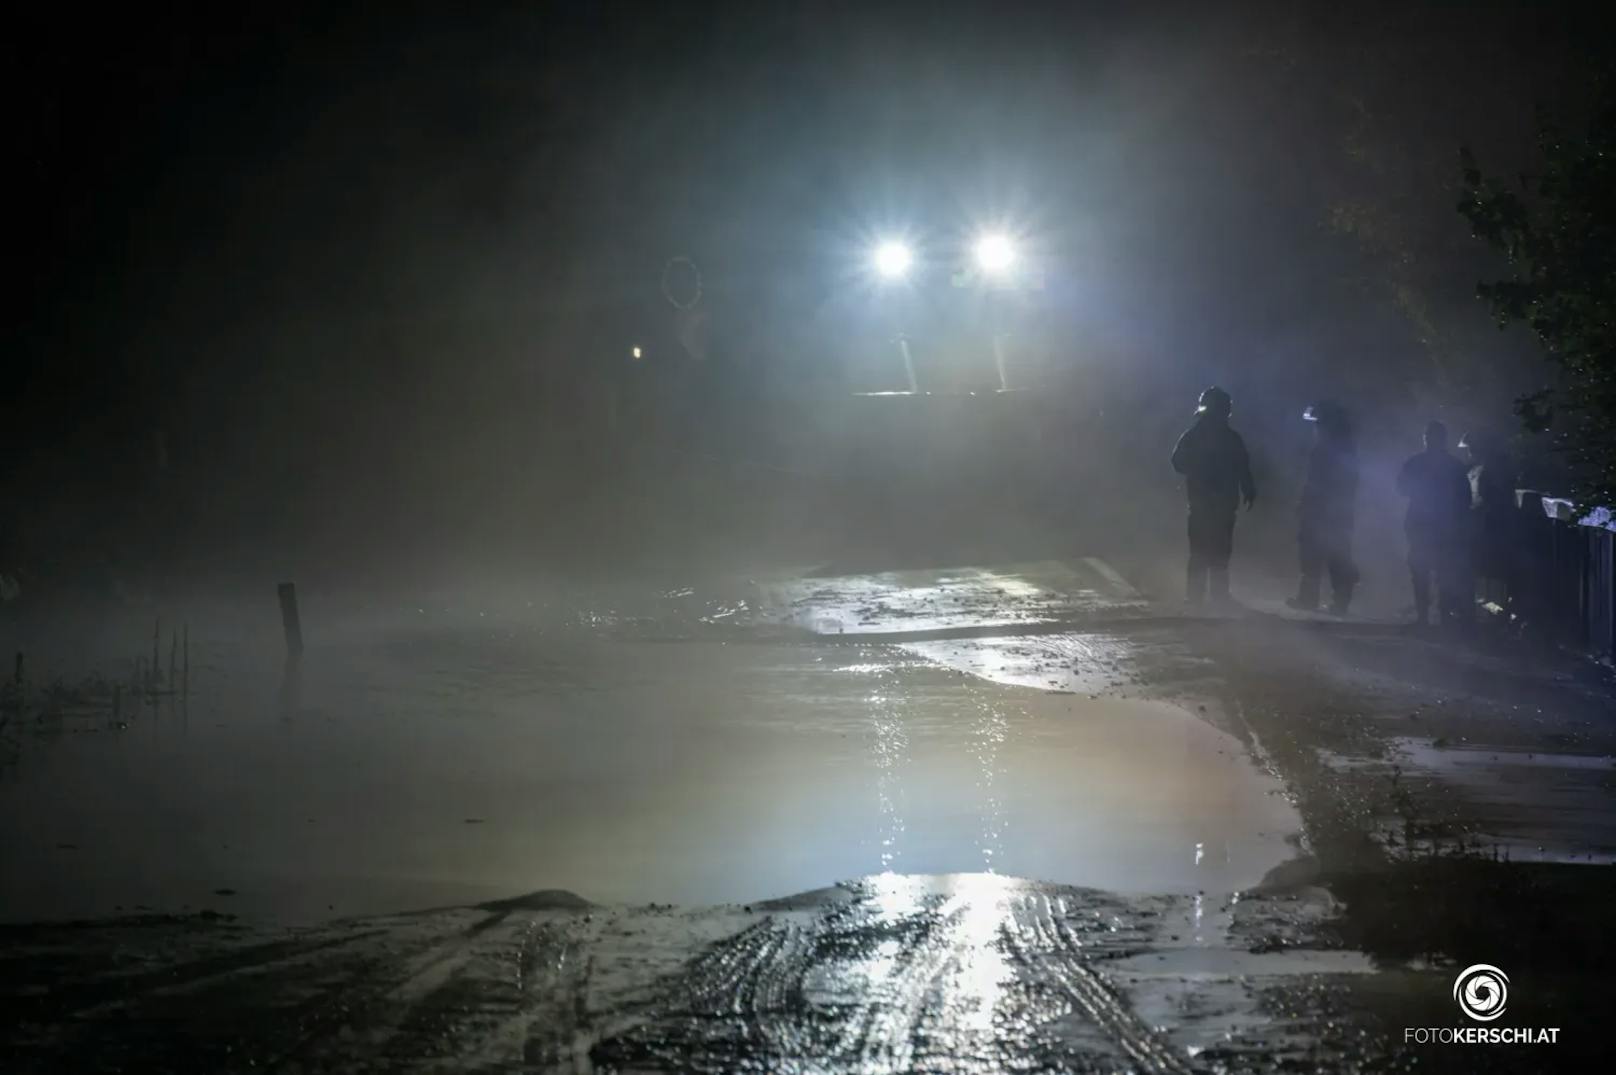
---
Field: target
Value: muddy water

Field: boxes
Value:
[0,592,1299,924]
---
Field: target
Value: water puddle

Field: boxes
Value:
[1,582,1296,925]
[759,558,1149,637]
[900,630,1216,696]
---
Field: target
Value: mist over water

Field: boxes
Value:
[0,568,1302,924]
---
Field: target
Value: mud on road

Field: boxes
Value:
[2,559,1613,1071]
[1180,613,1615,1071]
[0,876,1376,1074]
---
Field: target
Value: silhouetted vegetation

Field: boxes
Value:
[1461,82,1616,507]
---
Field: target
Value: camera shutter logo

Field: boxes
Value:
[1453,964,1509,1022]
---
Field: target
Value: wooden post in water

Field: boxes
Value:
[182,624,190,699]
[278,583,304,658]
[151,618,161,687]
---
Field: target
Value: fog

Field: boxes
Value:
[9,2,1599,606]
[9,12,1616,1067]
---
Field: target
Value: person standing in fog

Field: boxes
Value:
[1171,386,1257,607]
[1396,420,1473,627]
[1461,430,1518,610]
[1288,400,1360,615]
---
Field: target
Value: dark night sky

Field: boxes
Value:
[6,1,1608,573]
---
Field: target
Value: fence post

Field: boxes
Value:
[277,583,304,658]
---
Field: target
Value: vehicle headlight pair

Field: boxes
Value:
[871,233,1017,281]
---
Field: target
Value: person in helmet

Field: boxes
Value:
[1460,429,1517,608]
[1395,420,1473,627]
[1171,386,1257,606]
[1288,400,1360,615]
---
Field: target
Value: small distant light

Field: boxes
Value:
[631,346,643,360]
[973,233,1015,274]
[872,240,913,280]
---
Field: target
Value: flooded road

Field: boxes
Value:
[4,558,1612,1070]
[0,561,1297,922]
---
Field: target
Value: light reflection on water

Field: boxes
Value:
[970,696,1009,872]
[0,605,1300,924]
[871,694,909,873]
[867,872,1016,1037]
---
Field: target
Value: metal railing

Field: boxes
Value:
[1514,491,1616,662]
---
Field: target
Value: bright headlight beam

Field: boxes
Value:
[973,233,1015,274]
[872,240,913,280]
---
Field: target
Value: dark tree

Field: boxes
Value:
[1460,84,1616,508]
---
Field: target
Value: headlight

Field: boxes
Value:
[872,240,914,280]
[972,232,1015,274]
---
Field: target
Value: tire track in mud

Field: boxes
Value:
[203,912,520,1074]
[3,925,386,1026]
[6,880,1209,1074]
[779,891,966,1069]
[283,910,517,1070]
[591,881,1196,1074]
[1002,890,1194,1075]
[1,925,397,1071]
[840,894,991,1071]
[515,917,596,1070]
[264,907,598,1073]
[590,916,814,1072]
[693,916,831,1060]
[5,908,590,1074]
